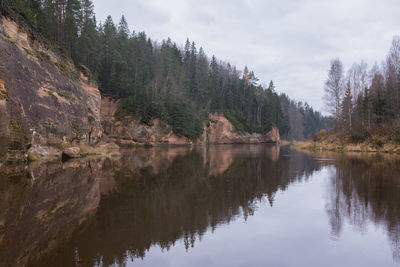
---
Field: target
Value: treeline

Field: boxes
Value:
[324,37,400,142]
[3,0,325,140]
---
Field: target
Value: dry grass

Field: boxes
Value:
[292,132,400,154]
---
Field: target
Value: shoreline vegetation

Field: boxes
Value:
[291,131,400,154]
[319,39,400,153]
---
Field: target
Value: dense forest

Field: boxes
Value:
[323,37,400,143]
[2,0,325,140]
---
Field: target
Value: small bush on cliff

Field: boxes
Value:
[47,90,57,100]
[34,50,50,61]
[9,119,29,150]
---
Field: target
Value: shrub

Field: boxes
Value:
[312,129,327,142]
[371,135,384,149]
[34,50,50,61]
[47,90,57,100]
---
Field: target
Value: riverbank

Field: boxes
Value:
[292,135,400,154]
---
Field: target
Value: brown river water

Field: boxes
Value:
[0,145,400,267]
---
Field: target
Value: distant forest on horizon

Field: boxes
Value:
[2,0,326,140]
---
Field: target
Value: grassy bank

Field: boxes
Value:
[291,131,400,154]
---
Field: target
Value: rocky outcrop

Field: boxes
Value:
[0,15,102,163]
[101,97,192,146]
[197,112,280,145]
[62,147,81,159]
[101,98,280,146]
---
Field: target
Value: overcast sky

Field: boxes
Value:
[93,0,400,112]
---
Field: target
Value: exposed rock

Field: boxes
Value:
[0,99,9,161]
[27,145,62,162]
[30,130,46,145]
[0,14,103,163]
[1,17,30,52]
[97,142,120,155]
[101,98,280,146]
[78,142,121,158]
[0,79,6,100]
[101,97,192,146]
[197,113,281,145]
[5,150,27,163]
[62,147,81,159]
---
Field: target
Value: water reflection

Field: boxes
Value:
[0,146,400,266]
[34,145,320,267]
[0,159,104,267]
[322,152,400,260]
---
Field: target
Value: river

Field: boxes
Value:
[0,145,399,266]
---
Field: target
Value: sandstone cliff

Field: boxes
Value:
[101,97,192,146]
[198,112,280,145]
[0,14,102,163]
[101,97,280,146]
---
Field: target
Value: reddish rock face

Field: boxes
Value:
[0,15,102,162]
[197,113,281,145]
[101,99,280,146]
[0,79,6,99]
[101,97,192,146]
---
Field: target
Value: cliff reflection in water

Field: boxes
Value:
[57,145,318,267]
[3,144,317,267]
[323,153,400,260]
[1,146,400,266]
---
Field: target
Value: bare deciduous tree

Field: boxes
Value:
[324,58,345,120]
[386,36,400,115]
[347,60,368,102]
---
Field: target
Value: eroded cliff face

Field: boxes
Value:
[101,97,192,146]
[101,98,280,146]
[0,15,102,163]
[197,112,280,145]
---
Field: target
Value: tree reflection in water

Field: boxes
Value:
[26,145,320,267]
[1,146,400,266]
[324,153,400,261]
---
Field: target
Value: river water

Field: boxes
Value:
[0,145,399,267]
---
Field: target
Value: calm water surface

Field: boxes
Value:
[1,145,400,267]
